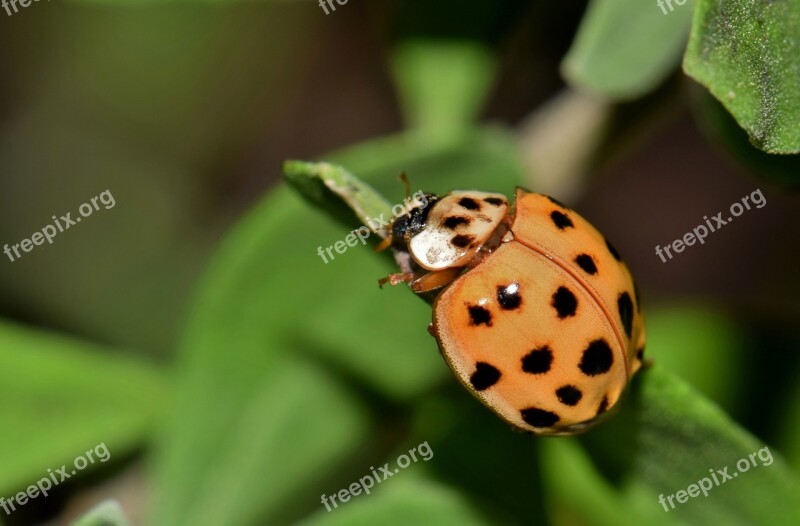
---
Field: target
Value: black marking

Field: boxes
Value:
[579,339,614,376]
[556,385,583,406]
[574,254,598,275]
[521,407,560,428]
[467,305,492,326]
[551,286,578,318]
[522,346,553,374]
[618,292,634,339]
[451,234,475,248]
[550,210,574,230]
[484,197,505,206]
[596,396,609,416]
[496,282,522,310]
[545,195,568,209]
[636,346,645,361]
[605,237,622,261]
[443,216,470,229]
[470,362,501,391]
[458,197,480,210]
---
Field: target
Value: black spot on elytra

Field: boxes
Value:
[458,197,480,210]
[552,286,578,318]
[545,194,568,208]
[618,292,634,338]
[470,362,501,391]
[451,234,475,248]
[484,197,505,206]
[522,346,553,374]
[574,254,598,275]
[596,396,609,416]
[636,346,645,361]
[520,407,560,428]
[605,237,622,261]
[556,385,583,406]
[550,210,574,230]
[467,305,492,326]
[443,216,470,229]
[496,282,522,310]
[579,339,614,376]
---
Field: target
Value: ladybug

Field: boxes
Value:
[379,188,646,435]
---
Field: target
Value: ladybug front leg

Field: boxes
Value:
[409,267,462,293]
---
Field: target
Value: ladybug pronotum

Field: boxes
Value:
[379,188,646,435]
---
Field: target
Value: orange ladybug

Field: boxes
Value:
[380,188,646,435]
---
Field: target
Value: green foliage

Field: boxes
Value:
[298,477,492,526]
[283,161,394,235]
[3,7,800,525]
[684,0,800,153]
[563,0,800,156]
[0,321,165,497]
[562,0,694,100]
[614,367,800,525]
[392,40,495,142]
[644,304,745,410]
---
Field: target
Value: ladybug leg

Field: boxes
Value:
[409,267,462,293]
[378,272,415,288]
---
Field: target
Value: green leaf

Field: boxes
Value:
[392,40,494,142]
[540,439,653,526]
[644,304,745,410]
[562,0,693,100]
[577,367,800,525]
[683,0,800,153]
[71,500,132,526]
[154,357,370,526]
[298,476,492,526]
[283,160,393,237]
[153,128,525,526]
[0,321,165,497]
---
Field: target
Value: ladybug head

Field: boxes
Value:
[391,192,438,245]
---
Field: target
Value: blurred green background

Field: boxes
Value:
[1,0,799,525]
